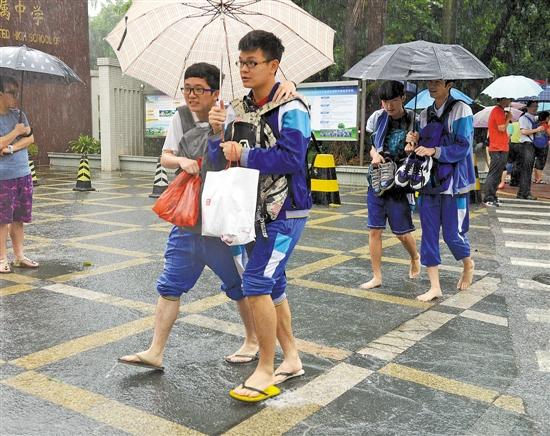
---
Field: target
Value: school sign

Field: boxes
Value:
[0,0,91,164]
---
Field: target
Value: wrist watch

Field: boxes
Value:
[7,144,14,154]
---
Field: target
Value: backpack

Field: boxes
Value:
[522,115,549,149]
[225,95,318,237]
[418,99,462,194]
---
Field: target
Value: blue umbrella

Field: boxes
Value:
[405,88,474,109]
[517,85,550,102]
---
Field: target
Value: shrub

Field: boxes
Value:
[27,143,38,157]
[68,135,101,155]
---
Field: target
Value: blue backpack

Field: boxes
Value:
[523,115,549,149]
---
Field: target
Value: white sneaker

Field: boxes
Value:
[409,156,433,190]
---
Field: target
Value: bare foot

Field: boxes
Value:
[409,256,421,279]
[360,277,382,289]
[119,350,162,368]
[224,343,259,363]
[232,370,276,398]
[274,357,303,384]
[457,259,475,291]
[416,288,442,301]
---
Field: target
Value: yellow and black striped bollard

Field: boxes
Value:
[73,155,96,191]
[470,154,481,204]
[310,154,341,207]
[28,159,39,186]
[149,156,169,198]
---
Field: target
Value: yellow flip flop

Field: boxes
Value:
[229,383,281,403]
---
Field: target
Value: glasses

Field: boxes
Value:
[181,86,215,96]
[235,59,272,69]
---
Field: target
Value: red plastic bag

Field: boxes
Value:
[152,167,201,227]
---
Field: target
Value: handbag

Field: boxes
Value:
[201,165,260,246]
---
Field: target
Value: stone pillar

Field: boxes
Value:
[90,70,100,142]
[98,57,145,171]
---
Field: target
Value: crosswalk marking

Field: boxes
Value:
[502,228,550,236]
[496,209,550,217]
[497,203,550,210]
[517,279,550,292]
[498,217,550,226]
[505,241,550,251]
[511,257,550,269]
[536,351,550,372]
[525,308,550,324]
[499,198,549,205]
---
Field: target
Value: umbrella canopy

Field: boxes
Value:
[473,106,523,128]
[106,0,335,99]
[0,45,83,84]
[405,88,473,109]
[343,40,493,81]
[516,85,550,102]
[480,75,542,99]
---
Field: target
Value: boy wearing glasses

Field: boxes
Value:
[209,30,311,402]
[0,76,37,274]
[118,63,296,370]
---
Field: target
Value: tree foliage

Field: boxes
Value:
[89,0,132,69]
[295,0,548,82]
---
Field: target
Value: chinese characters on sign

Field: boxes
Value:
[0,0,61,45]
[0,0,11,22]
[31,5,43,26]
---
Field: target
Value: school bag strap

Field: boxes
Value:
[177,105,197,135]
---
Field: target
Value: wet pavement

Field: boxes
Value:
[1,168,549,435]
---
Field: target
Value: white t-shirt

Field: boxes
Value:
[519,113,537,143]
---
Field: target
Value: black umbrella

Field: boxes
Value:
[344,40,493,81]
[0,45,83,122]
[343,40,493,165]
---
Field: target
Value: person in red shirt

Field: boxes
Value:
[483,98,512,206]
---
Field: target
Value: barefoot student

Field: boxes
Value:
[208,30,311,402]
[407,79,475,301]
[360,81,420,290]
[118,63,297,370]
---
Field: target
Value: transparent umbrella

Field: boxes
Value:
[0,45,83,121]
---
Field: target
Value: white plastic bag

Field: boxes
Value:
[201,167,259,245]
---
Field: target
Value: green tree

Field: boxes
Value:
[89,0,132,69]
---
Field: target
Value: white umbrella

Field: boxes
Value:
[473,106,523,128]
[106,0,335,100]
[480,75,543,99]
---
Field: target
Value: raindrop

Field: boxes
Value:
[31,64,35,68]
